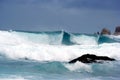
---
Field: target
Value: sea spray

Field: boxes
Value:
[64,61,92,72]
[0,30,120,80]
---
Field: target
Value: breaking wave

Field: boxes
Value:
[0,30,120,62]
[0,30,120,80]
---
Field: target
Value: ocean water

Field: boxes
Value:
[0,30,120,80]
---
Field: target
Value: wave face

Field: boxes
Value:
[0,30,120,80]
[0,30,119,45]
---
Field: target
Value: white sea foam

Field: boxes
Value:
[64,61,92,72]
[0,30,120,62]
[0,76,27,80]
[14,31,63,45]
[109,35,120,42]
[70,34,98,45]
[0,42,120,62]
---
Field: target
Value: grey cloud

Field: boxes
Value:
[1,0,120,10]
[62,0,120,10]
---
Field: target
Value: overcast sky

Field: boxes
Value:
[0,0,120,33]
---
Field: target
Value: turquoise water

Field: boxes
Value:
[0,30,120,80]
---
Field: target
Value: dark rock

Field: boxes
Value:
[114,26,120,35]
[69,54,115,64]
[100,28,111,35]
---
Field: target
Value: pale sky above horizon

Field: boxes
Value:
[0,0,120,33]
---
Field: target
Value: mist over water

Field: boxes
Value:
[0,30,120,80]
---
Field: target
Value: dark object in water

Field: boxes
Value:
[100,28,111,35]
[114,26,120,35]
[69,54,115,63]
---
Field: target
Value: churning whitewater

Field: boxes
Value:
[0,30,120,80]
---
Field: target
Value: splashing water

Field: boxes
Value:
[0,30,120,80]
